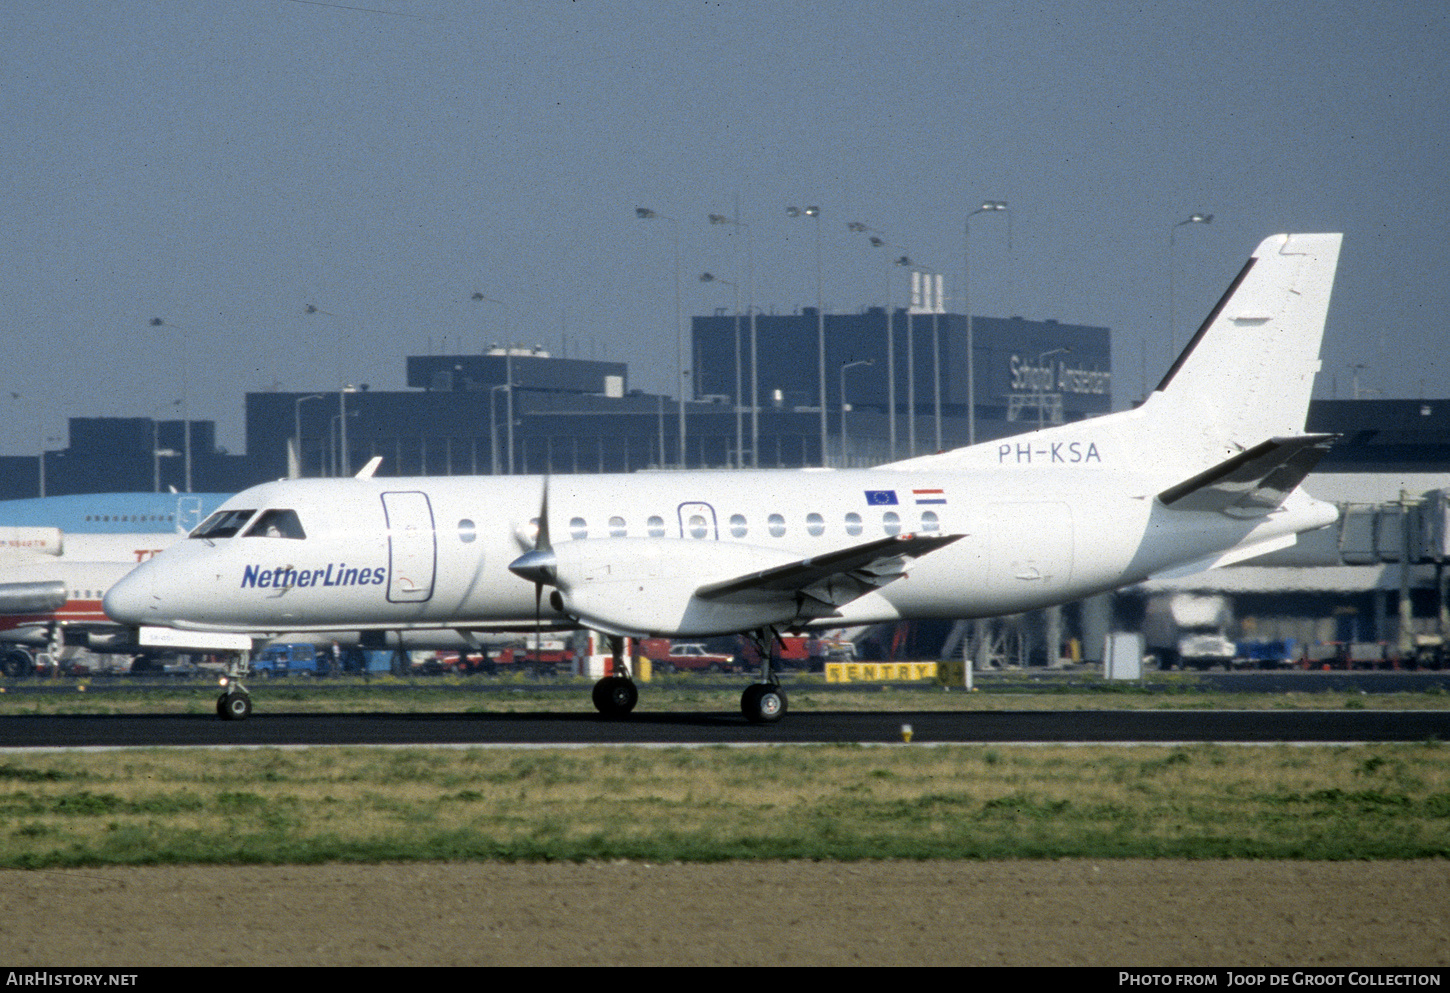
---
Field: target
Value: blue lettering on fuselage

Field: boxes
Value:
[241,564,386,589]
[997,441,1101,464]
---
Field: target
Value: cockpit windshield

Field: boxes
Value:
[242,509,307,540]
[190,509,257,540]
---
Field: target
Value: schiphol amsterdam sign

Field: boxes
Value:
[1009,353,1111,396]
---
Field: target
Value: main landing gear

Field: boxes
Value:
[586,629,788,724]
[740,627,788,725]
[591,634,638,718]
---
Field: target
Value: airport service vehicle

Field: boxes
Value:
[735,633,822,672]
[640,639,737,673]
[1144,593,1237,669]
[489,638,576,675]
[251,642,321,677]
[105,233,1345,724]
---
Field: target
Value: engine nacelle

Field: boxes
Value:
[0,580,68,616]
[549,538,803,637]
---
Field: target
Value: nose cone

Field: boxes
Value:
[103,562,155,626]
[508,548,557,586]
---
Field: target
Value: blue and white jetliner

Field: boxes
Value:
[0,492,228,535]
[106,233,1344,722]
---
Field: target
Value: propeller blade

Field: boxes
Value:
[536,475,552,552]
[508,475,557,585]
[534,580,544,658]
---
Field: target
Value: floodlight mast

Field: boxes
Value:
[963,200,1008,447]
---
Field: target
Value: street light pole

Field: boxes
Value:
[1169,212,1213,363]
[839,359,873,466]
[338,385,356,477]
[489,384,508,474]
[708,211,755,468]
[293,394,324,478]
[637,207,686,467]
[149,318,192,491]
[699,272,742,467]
[849,223,898,461]
[964,201,1008,447]
[150,401,179,492]
[788,206,827,466]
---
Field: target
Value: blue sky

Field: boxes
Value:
[3,0,1446,456]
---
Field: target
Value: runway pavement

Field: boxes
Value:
[3,706,1449,749]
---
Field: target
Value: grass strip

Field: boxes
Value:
[0,742,1446,868]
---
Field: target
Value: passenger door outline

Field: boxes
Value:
[677,501,719,540]
[382,491,436,603]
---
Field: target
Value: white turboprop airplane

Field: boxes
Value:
[105,232,1344,722]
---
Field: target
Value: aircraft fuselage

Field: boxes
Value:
[104,465,1334,639]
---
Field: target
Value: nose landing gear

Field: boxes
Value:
[216,650,253,721]
[217,683,252,721]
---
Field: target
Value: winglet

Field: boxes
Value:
[355,456,383,479]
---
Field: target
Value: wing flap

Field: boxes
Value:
[694,533,962,609]
[1157,435,1337,513]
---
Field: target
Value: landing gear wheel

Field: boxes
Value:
[217,690,252,721]
[741,683,787,724]
[2,649,33,679]
[592,675,638,717]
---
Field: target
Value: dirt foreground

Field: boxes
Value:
[4,859,1447,967]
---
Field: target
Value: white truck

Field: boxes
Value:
[1143,594,1237,670]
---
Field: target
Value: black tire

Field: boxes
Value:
[2,649,33,679]
[741,683,787,724]
[217,691,252,721]
[591,675,638,717]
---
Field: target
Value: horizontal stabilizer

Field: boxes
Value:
[695,532,961,611]
[1157,435,1337,513]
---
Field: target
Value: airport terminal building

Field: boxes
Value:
[4,305,1106,495]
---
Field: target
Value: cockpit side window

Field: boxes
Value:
[243,509,307,540]
[191,509,257,539]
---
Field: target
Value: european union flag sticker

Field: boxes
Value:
[864,490,898,505]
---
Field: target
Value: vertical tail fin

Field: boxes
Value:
[1148,232,1342,461]
[887,232,1343,478]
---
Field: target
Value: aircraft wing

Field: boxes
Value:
[694,533,962,610]
[1157,435,1337,513]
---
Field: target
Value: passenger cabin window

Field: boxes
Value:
[729,514,747,538]
[844,512,863,536]
[609,516,626,538]
[647,515,665,538]
[687,514,708,539]
[882,511,901,536]
[570,517,588,540]
[806,513,825,537]
[920,510,940,532]
[768,513,786,538]
[191,509,256,540]
[243,509,307,540]
[458,519,477,543]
